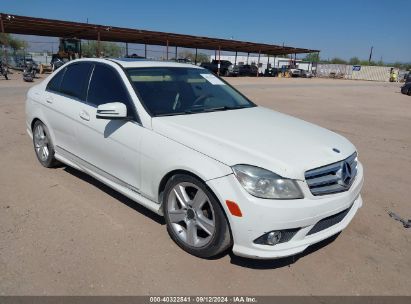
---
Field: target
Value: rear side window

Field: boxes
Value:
[87,64,131,108]
[60,63,92,100]
[46,68,65,93]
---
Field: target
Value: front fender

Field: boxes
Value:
[139,128,232,203]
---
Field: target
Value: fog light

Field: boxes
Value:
[266,231,282,245]
[254,228,300,246]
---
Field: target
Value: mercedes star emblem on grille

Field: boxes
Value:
[338,161,352,187]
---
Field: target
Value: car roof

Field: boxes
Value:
[68,58,203,69]
[112,58,203,69]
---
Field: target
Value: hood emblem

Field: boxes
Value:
[332,148,341,153]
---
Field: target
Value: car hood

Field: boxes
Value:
[152,107,356,180]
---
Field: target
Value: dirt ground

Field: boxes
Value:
[0,71,410,295]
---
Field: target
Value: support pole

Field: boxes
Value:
[368,46,373,63]
[257,49,261,77]
[166,40,169,60]
[217,46,221,76]
[0,16,7,65]
[214,50,217,60]
[315,51,320,76]
[234,51,238,66]
[247,52,250,64]
[125,43,128,57]
[175,45,178,61]
[144,44,147,58]
[194,48,198,65]
[96,31,101,57]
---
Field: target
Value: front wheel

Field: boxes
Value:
[163,174,232,258]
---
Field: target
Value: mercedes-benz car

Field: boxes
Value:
[25,58,364,259]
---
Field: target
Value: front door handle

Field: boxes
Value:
[79,110,90,121]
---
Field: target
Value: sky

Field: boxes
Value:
[1,0,410,62]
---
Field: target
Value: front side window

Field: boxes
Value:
[87,64,131,109]
[126,67,255,116]
[60,63,92,100]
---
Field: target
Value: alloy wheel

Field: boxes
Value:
[33,124,50,162]
[167,182,215,248]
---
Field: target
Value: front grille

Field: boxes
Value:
[278,228,300,243]
[307,204,353,235]
[305,152,358,196]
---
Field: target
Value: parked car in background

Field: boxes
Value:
[26,58,363,259]
[200,60,232,75]
[400,82,411,95]
[227,64,258,76]
[300,69,314,78]
[176,58,192,63]
[264,67,279,77]
[290,68,302,77]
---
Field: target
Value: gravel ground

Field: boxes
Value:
[0,72,410,295]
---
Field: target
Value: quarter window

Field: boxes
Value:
[46,68,65,93]
[59,63,92,100]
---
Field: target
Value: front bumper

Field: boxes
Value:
[206,162,364,259]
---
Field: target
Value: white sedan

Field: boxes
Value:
[26,58,364,259]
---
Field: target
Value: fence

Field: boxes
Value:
[316,63,394,82]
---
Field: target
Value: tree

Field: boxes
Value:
[0,33,28,53]
[178,50,210,63]
[348,57,360,65]
[330,57,347,64]
[303,53,320,62]
[81,41,122,58]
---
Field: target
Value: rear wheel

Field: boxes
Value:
[163,174,232,258]
[32,121,59,168]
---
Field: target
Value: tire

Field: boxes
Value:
[32,120,59,168]
[163,174,232,258]
[408,88,411,96]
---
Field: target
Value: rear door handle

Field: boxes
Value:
[45,96,53,104]
[79,110,90,121]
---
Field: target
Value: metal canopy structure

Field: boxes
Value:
[0,13,319,56]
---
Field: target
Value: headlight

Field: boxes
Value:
[232,165,303,199]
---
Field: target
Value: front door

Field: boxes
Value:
[74,63,143,191]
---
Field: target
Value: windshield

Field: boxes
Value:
[126,67,255,116]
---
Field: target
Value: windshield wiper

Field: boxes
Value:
[155,105,251,116]
[185,105,250,114]
[154,112,189,117]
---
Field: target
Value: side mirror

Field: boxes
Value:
[96,102,128,119]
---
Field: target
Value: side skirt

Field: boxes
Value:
[54,146,163,216]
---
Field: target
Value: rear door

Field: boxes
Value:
[43,62,93,153]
